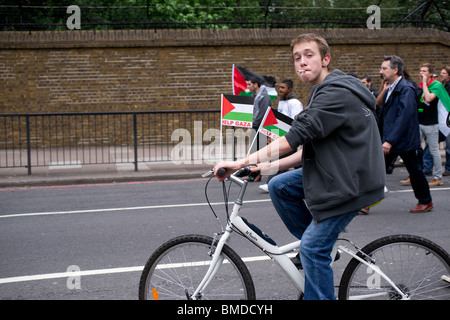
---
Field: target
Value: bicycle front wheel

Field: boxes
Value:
[139,234,256,300]
[338,234,450,300]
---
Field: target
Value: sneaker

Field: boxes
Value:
[443,171,450,176]
[259,184,269,193]
[359,207,370,215]
[429,178,444,186]
[400,177,411,185]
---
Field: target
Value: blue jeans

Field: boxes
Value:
[423,133,450,173]
[268,168,357,300]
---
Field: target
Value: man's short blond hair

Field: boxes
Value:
[290,33,331,68]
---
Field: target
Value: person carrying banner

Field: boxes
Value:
[441,66,450,176]
[214,33,385,300]
[417,63,450,186]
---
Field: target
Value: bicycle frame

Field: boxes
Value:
[192,172,408,300]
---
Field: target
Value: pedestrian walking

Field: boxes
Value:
[379,56,433,213]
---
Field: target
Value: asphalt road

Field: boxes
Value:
[1,166,449,300]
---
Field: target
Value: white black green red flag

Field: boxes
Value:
[259,107,293,140]
[221,94,254,128]
[232,65,277,101]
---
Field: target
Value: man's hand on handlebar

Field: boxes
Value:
[248,162,274,182]
[213,161,243,182]
[213,161,278,182]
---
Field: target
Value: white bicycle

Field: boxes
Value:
[139,167,450,300]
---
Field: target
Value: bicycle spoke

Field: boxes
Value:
[339,235,450,300]
[139,235,255,300]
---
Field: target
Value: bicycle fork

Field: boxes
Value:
[190,224,234,300]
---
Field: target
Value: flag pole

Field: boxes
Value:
[219,94,224,161]
[246,107,270,157]
[230,65,234,161]
[232,64,235,95]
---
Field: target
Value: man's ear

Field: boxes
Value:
[322,54,331,68]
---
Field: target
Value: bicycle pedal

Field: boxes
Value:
[291,254,303,270]
[335,251,341,262]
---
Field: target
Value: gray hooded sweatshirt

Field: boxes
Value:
[284,69,385,222]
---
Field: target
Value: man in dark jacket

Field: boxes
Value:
[248,77,272,131]
[214,34,385,299]
[379,55,433,213]
[248,76,271,151]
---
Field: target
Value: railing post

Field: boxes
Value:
[133,113,138,171]
[26,115,32,175]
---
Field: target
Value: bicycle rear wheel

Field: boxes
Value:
[139,234,256,300]
[338,234,450,300]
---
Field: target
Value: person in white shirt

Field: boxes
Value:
[277,79,303,119]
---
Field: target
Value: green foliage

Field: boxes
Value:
[0,0,448,30]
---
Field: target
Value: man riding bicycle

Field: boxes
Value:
[214,33,385,300]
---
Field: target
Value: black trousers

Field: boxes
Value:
[385,150,432,205]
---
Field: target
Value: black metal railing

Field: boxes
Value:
[0,111,222,174]
[0,3,448,31]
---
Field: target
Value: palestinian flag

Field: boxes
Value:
[259,107,293,140]
[221,94,254,128]
[420,79,450,112]
[233,65,277,101]
[420,79,450,136]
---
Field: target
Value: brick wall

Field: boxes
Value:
[0,28,449,115]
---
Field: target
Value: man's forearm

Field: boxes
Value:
[422,82,436,102]
[238,136,293,167]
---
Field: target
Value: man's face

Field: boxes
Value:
[440,68,449,83]
[247,80,258,93]
[420,67,432,82]
[278,83,291,97]
[380,60,398,84]
[361,78,371,89]
[292,41,330,85]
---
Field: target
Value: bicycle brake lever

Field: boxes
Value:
[202,170,214,178]
[202,168,227,178]
[235,167,252,177]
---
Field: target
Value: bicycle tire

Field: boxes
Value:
[139,234,256,300]
[338,234,450,300]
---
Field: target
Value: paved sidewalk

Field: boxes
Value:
[0,141,244,188]
[0,148,447,188]
[0,161,213,188]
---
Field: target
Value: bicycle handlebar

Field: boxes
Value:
[202,166,253,180]
[217,167,227,177]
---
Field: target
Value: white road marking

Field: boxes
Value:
[0,266,143,284]
[1,187,449,285]
[0,199,272,219]
[3,187,450,220]
[0,254,296,285]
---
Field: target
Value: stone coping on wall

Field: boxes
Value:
[0,28,449,49]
